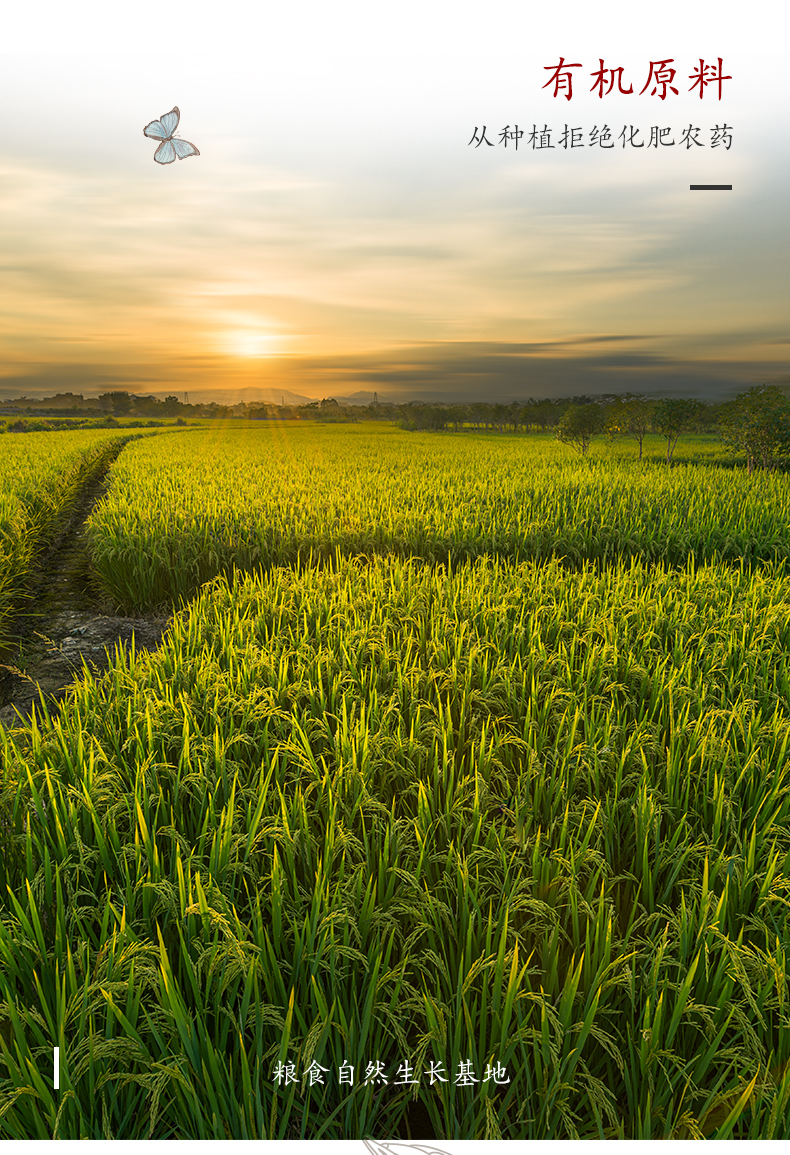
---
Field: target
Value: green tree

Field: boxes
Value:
[490,403,509,432]
[98,390,133,415]
[719,384,790,473]
[555,403,605,456]
[472,402,495,431]
[447,404,469,432]
[693,400,722,435]
[605,393,655,460]
[652,397,703,464]
[523,399,561,432]
[468,402,489,431]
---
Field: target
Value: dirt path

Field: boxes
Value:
[0,460,168,728]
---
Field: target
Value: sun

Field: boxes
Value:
[212,312,282,358]
[227,331,275,357]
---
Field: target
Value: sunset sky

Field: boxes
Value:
[0,0,786,403]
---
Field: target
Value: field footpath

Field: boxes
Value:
[0,436,168,726]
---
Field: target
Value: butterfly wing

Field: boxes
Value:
[362,1144,451,1155]
[172,138,199,159]
[154,139,176,164]
[159,107,180,136]
[144,117,169,140]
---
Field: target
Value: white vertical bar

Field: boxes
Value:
[53,1046,59,1090]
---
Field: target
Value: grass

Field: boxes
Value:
[85,424,790,613]
[1,552,790,1138]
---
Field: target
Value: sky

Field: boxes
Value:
[0,0,787,404]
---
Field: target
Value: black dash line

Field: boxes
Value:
[690,184,732,190]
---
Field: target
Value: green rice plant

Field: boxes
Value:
[2,554,790,1137]
[0,431,134,646]
[86,424,790,612]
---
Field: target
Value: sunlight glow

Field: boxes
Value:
[225,331,276,358]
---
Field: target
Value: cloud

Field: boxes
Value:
[1,342,783,403]
[0,32,786,404]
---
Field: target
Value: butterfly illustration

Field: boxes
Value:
[143,107,199,164]
[362,1142,451,1155]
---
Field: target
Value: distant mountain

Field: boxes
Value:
[173,388,395,407]
[331,391,379,404]
[164,387,315,406]
[0,386,317,406]
[0,385,407,408]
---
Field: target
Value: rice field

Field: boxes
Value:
[0,430,132,646]
[86,425,790,613]
[1,422,790,1139]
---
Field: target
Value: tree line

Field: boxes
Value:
[5,386,787,473]
[392,388,790,471]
